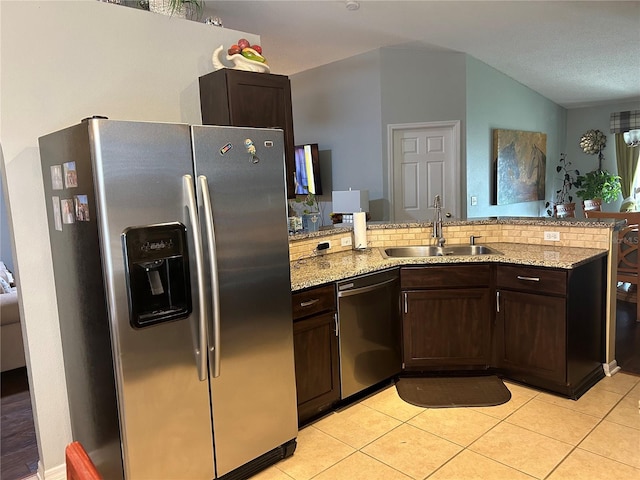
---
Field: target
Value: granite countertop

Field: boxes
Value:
[290,242,608,291]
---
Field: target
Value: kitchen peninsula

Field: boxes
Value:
[288,217,620,420]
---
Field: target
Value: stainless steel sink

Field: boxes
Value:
[444,245,499,256]
[384,246,443,257]
[383,245,500,258]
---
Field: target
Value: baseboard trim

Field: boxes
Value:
[38,460,66,480]
[603,360,621,377]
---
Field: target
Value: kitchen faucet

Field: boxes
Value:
[432,195,445,247]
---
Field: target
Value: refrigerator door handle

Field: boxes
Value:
[183,174,208,381]
[198,175,221,378]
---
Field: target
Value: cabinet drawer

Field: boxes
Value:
[497,265,566,296]
[401,265,490,289]
[292,284,336,320]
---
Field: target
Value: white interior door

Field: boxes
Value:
[389,121,460,222]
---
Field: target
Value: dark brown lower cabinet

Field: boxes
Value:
[495,260,606,398]
[292,285,340,425]
[495,290,566,383]
[401,265,492,371]
[399,258,606,399]
[403,289,492,369]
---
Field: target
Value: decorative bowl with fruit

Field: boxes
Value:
[212,38,270,73]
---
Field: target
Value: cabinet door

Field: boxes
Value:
[402,288,491,369]
[293,312,340,425]
[199,69,296,197]
[496,290,566,383]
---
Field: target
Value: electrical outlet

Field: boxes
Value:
[341,236,352,246]
[544,231,560,241]
[470,195,478,206]
[316,241,331,251]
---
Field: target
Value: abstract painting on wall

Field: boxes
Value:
[493,129,546,205]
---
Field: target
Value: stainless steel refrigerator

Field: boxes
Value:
[38,118,298,480]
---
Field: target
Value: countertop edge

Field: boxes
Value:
[290,243,608,291]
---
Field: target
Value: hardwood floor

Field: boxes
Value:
[615,299,640,375]
[1,367,38,480]
[0,301,637,480]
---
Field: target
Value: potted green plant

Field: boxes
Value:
[545,153,580,217]
[289,191,321,232]
[574,129,621,212]
[575,169,622,211]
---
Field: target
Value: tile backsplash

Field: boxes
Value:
[289,223,611,262]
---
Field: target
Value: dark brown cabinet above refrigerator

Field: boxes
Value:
[199,69,296,198]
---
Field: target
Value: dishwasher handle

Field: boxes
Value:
[337,277,397,298]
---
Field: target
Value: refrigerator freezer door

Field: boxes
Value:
[191,125,298,477]
[90,120,215,479]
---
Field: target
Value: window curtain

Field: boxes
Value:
[611,110,640,210]
[615,133,640,200]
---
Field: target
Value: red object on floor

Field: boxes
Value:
[65,441,102,480]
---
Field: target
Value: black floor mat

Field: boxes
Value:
[395,375,512,408]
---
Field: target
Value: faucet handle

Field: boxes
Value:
[470,235,482,245]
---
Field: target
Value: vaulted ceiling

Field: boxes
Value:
[205,1,640,108]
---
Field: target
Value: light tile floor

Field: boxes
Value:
[253,373,640,480]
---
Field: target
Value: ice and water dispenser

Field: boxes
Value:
[122,223,192,328]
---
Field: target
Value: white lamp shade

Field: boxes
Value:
[332,190,370,213]
[623,129,640,147]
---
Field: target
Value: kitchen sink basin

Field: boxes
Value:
[383,245,500,258]
[444,245,499,256]
[384,246,443,257]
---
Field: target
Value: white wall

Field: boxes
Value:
[379,48,467,219]
[466,56,567,218]
[292,47,562,222]
[291,50,382,224]
[1,2,256,476]
[291,47,468,222]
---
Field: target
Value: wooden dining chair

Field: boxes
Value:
[65,441,102,480]
[584,210,640,321]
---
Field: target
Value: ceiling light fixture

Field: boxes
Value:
[623,129,640,147]
[346,1,360,11]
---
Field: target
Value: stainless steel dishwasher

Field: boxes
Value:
[336,268,402,399]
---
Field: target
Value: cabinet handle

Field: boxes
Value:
[300,298,320,307]
[517,275,540,282]
[496,291,500,313]
[334,313,339,337]
[403,292,408,314]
